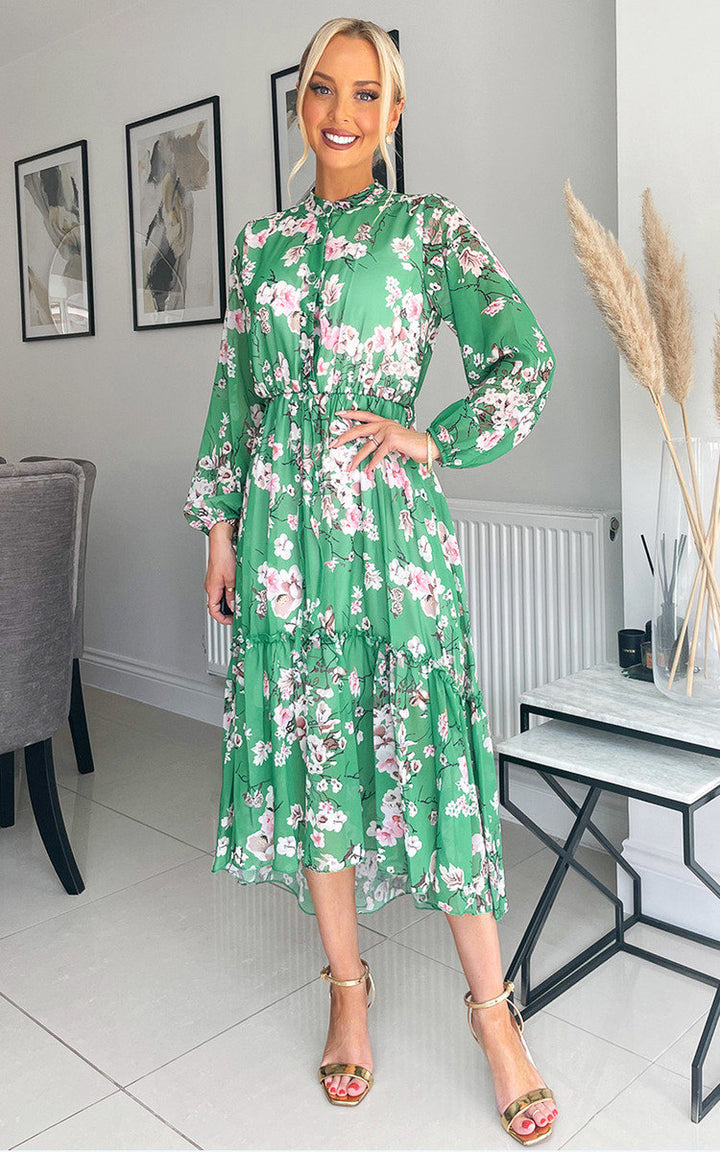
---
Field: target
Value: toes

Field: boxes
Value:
[527,1103,553,1128]
[512,1114,537,1136]
[325,1074,339,1096]
[539,1102,557,1125]
[346,1077,365,1096]
[336,1074,350,1098]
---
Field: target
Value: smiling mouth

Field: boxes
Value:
[321,129,359,148]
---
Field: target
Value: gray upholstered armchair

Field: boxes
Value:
[21,456,97,775]
[0,460,86,893]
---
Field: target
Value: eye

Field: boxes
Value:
[357,90,378,102]
[309,83,330,95]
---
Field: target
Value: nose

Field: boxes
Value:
[330,92,355,126]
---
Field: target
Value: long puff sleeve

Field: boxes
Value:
[183,222,257,534]
[422,192,555,469]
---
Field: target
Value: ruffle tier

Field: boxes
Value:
[212,624,508,919]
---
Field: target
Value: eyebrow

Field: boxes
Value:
[310,71,381,86]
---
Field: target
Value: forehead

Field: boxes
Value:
[314,34,380,79]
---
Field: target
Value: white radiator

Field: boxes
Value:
[204,500,622,745]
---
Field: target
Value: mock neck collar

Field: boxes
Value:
[304,177,388,215]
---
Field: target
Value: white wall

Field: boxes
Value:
[617,0,720,933]
[0,0,619,720]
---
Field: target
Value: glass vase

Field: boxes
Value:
[652,436,720,705]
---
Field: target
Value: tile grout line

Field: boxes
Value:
[117,1089,204,1150]
[0,854,213,946]
[54,778,215,854]
[121,938,394,1094]
[555,1060,685,1150]
[8,1087,203,1152]
[540,1001,665,1064]
[61,706,222,757]
[0,988,124,1088]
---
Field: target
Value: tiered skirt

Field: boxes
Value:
[211,386,508,919]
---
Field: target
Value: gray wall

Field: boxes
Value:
[616,0,720,935]
[0,0,619,720]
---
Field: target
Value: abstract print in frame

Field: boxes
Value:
[14,138,95,341]
[270,26,405,213]
[126,95,226,331]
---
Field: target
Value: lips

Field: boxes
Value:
[321,129,359,149]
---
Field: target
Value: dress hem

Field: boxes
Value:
[210,853,508,921]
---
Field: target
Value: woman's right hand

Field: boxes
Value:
[205,521,237,626]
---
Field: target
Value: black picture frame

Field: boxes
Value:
[125,95,226,331]
[270,27,405,213]
[14,138,95,341]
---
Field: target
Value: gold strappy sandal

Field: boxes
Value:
[317,958,375,1107]
[465,979,556,1145]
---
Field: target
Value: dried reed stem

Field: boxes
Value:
[564,180,720,639]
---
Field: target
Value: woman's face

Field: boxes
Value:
[299,33,402,180]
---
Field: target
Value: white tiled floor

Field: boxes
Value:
[3,686,720,1150]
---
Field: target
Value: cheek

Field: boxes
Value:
[301,97,322,132]
[356,104,381,137]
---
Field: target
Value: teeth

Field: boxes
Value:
[324,131,357,144]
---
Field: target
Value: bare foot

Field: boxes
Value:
[320,969,373,1101]
[470,998,558,1139]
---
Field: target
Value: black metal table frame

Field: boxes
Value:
[499,702,720,1123]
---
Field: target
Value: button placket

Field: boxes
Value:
[307,208,335,383]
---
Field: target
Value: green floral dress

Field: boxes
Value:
[184,177,555,918]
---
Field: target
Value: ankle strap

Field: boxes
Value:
[320,958,370,988]
[464,978,514,1010]
[464,979,524,1042]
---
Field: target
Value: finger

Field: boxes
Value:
[350,440,389,475]
[332,422,383,449]
[207,602,233,626]
[336,408,377,421]
[225,583,235,612]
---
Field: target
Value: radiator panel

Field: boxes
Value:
[204,501,621,745]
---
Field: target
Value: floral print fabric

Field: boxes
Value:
[184,177,555,917]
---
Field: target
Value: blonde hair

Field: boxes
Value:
[288,18,405,202]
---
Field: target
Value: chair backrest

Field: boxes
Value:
[0,461,85,753]
[20,457,96,657]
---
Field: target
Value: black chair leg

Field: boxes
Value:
[69,657,95,775]
[0,751,15,827]
[24,738,85,894]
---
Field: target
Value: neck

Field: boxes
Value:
[313,167,374,202]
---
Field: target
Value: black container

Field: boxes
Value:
[618,628,646,669]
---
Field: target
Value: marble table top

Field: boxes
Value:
[519,661,720,753]
[495,718,720,804]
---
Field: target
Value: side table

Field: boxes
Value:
[494,660,720,1122]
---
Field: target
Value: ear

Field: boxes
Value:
[387,98,405,134]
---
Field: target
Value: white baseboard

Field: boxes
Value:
[617,838,720,937]
[80,647,224,726]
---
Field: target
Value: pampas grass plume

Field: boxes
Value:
[641,188,695,404]
[564,178,664,395]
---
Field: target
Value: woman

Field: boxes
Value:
[184,17,558,1145]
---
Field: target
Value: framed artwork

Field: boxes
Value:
[15,138,95,341]
[125,95,225,330]
[271,27,405,213]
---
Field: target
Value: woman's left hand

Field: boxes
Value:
[330,408,441,476]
